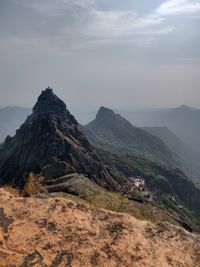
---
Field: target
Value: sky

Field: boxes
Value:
[0,0,200,122]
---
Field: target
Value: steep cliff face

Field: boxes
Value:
[0,88,117,189]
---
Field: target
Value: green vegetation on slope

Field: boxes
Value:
[84,107,179,168]
[97,149,200,227]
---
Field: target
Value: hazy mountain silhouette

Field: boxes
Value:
[117,106,200,152]
[143,126,200,185]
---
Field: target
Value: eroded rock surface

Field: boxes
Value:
[41,161,75,180]
[0,188,200,267]
[0,88,117,190]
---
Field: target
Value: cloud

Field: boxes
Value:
[10,0,172,41]
[85,10,165,38]
[11,0,94,17]
[8,0,200,49]
[155,0,200,16]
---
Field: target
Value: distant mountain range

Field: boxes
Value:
[0,106,31,143]
[143,126,200,185]
[117,105,200,152]
[2,104,200,152]
[1,104,200,184]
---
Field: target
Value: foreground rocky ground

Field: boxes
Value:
[0,188,200,267]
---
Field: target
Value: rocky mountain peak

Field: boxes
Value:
[0,88,118,189]
[32,87,76,124]
[96,106,116,120]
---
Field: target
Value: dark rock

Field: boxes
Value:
[0,88,118,190]
[45,173,77,185]
[0,208,13,233]
[41,161,75,180]
[46,173,100,195]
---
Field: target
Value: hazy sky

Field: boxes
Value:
[0,0,200,121]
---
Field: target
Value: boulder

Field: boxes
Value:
[41,161,75,179]
[46,173,101,195]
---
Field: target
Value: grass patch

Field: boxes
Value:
[161,195,177,211]
[77,189,155,221]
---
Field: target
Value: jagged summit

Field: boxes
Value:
[32,87,77,123]
[95,107,127,126]
[0,88,117,189]
[96,106,115,119]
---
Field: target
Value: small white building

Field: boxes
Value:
[129,177,145,190]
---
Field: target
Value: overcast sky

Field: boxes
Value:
[0,0,200,122]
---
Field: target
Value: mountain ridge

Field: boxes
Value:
[117,106,200,152]
[85,107,178,167]
[0,88,117,189]
[143,126,200,185]
[1,93,200,227]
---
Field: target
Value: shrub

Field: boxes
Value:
[22,172,48,197]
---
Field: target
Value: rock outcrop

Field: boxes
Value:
[0,187,200,267]
[0,88,118,190]
[46,173,101,195]
[41,161,75,180]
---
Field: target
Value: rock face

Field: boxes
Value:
[0,88,117,189]
[46,173,101,195]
